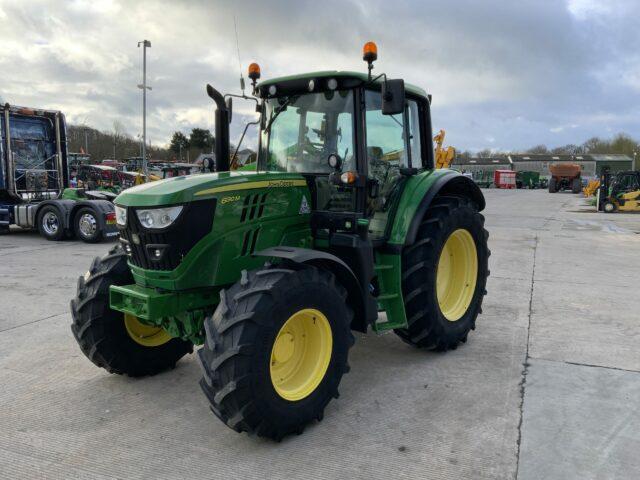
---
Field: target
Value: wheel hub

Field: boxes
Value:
[79,213,97,237]
[436,229,478,321]
[270,308,332,401]
[124,313,172,347]
[42,212,59,235]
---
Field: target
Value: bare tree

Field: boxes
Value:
[112,120,126,160]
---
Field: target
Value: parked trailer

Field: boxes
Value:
[548,163,581,193]
[0,104,117,242]
[494,169,516,189]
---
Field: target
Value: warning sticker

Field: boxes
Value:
[299,195,311,214]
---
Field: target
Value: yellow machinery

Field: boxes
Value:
[608,190,640,212]
[598,171,640,213]
[434,129,456,169]
[583,179,600,197]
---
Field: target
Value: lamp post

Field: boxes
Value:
[137,40,152,177]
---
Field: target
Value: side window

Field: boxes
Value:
[407,100,422,168]
[365,90,408,239]
[365,90,407,167]
[266,107,300,171]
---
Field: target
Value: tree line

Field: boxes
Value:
[459,133,639,159]
[66,123,219,162]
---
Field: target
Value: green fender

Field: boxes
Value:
[387,169,485,248]
[373,169,485,332]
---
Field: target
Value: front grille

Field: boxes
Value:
[119,199,216,271]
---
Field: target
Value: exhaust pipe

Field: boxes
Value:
[206,84,230,172]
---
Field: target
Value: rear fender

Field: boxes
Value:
[388,170,485,247]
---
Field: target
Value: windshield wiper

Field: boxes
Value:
[265,96,297,134]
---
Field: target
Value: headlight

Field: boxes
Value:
[115,205,127,226]
[136,206,183,229]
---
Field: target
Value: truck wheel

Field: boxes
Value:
[571,178,582,194]
[548,178,557,193]
[70,245,192,376]
[74,207,103,243]
[198,265,354,441]
[395,196,489,350]
[37,205,65,241]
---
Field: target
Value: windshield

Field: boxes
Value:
[263,90,355,174]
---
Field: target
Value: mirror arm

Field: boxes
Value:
[230,119,260,168]
[224,93,259,106]
[367,72,387,87]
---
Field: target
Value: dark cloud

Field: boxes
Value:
[0,0,638,152]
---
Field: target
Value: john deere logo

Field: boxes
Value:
[267,180,295,188]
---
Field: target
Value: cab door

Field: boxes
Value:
[364,90,423,239]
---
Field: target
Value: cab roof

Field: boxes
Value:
[258,71,428,99]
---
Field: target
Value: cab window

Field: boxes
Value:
[365,89,409,238]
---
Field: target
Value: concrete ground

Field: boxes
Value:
[1,189,639,479]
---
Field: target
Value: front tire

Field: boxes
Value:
[198,265,354,440]
[548,178,557,193]
[395,196,489,350]
[70,245,192,376]
[603,201,616,213]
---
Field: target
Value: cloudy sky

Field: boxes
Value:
[1,0,639,152]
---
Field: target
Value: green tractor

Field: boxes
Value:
[71,43,489,440]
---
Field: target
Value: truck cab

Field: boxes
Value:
[0,104,116,241]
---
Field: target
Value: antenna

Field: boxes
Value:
[233,15,246,96]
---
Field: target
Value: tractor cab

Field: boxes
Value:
[254,70,431,243]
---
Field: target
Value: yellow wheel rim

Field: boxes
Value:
[436,229,478,322]
[270,308,333,401]
[124,313,172,347]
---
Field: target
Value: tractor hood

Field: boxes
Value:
[114,171,308,207]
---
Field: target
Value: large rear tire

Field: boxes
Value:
[198,265,354,440]
[395,196,489,350]
[70,245,192,376]
[548,178,557,193]
[571,177,582,193]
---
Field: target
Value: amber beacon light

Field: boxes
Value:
[363,42,378,80]
[362,41,378,62]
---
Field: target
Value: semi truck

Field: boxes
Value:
[0,103,117,242]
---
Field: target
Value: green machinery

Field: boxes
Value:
[71,43,490,440]
[516,170,540,189]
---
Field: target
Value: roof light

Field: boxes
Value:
[248,63,261,81]
[308,79,315,92]
[363,41,378,63]
[327,78,338,90]
[268,85,277,96]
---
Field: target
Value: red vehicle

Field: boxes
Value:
[494,169,516,189]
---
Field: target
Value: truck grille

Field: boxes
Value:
[119,199,216,271]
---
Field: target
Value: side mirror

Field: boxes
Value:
[382,79,405,115]
[327,153,342,171]
[202,157,215,172]
[225,97,233,123]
